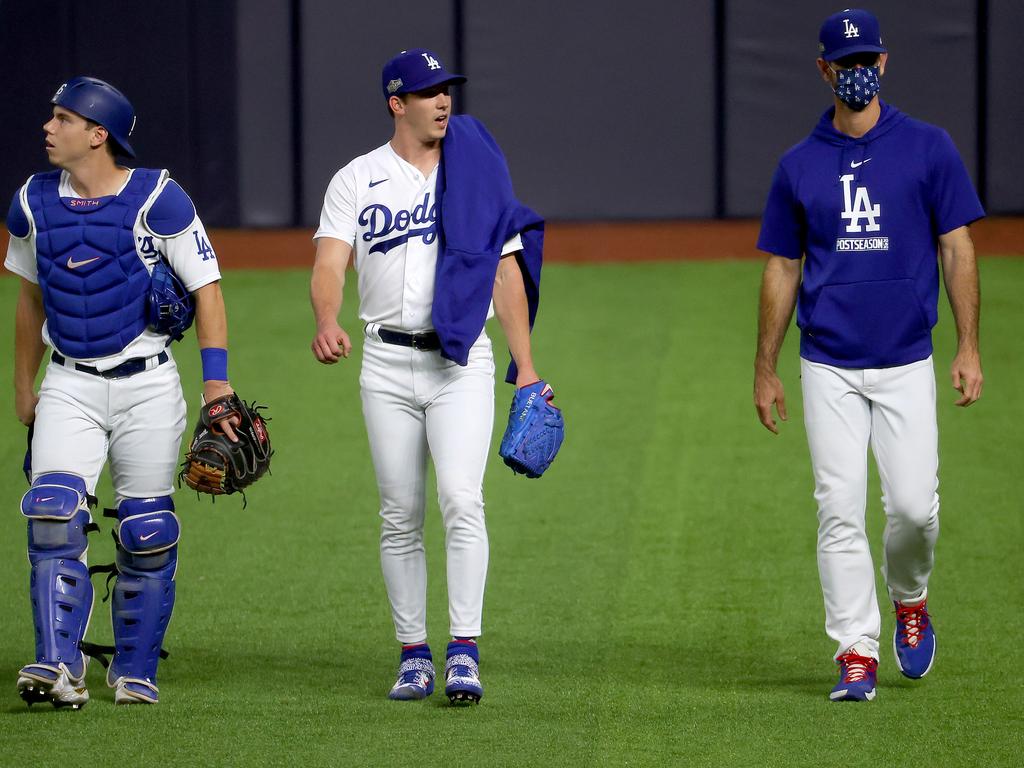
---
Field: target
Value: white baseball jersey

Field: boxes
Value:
[4,168,221,370]
[315,142,521,333]
[316,140,522,644]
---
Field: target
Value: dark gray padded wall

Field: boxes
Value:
[300,0,456,225]
[463,1,715,220]
[724,1,835,218]
[0,2,76,204]
[238,0,294,226]
[726,0,979,218]
[0,0,238,225]
[878,1,977,181]
[988,0,1024,214]
[68,1,240,225]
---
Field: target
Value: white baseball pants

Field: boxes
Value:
[31,356,187,501]
[801,356,939,660]
[360,326,495,644]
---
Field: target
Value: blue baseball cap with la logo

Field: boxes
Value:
[381,48,466,99]
[818,8,886,61]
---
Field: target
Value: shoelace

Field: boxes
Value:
[837,653,877,683]
[895,602,930,648]
[397,669,429,686]
[446,653,479,679]
[397,657,434,678]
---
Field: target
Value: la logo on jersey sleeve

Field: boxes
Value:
[836,172,888,252]
[193,230,216,261]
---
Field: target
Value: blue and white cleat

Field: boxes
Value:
[111,675,160,705]
[17,658,89,710]
[894,599,936,679]
[444,640,483,705]
[829,652,877,702]
[388,655,435,701]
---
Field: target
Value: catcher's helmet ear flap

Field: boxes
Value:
[52,76,136,158]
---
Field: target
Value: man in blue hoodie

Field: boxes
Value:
[753,9,984,702]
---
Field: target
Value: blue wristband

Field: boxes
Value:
[200,348,228,382]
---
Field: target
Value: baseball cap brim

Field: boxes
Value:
[398,71,467,95]
[823,43,886,62]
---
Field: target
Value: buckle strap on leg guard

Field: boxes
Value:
[80,641,169,670]
[88,562,118,602]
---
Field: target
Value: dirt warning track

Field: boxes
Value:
[2,218,1020,270]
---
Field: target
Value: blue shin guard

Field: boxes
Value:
[19,473,94,708]
[108,496,179,704]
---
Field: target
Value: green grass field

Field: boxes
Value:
[1,259,1021,767]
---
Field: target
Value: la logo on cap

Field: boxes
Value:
[843,18,859,38]
[421,52,441,70]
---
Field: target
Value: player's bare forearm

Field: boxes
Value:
[939,225,983,406]
[493,253,539,387]
[939,226,981,353]
[755,256,801,372]
[193,281,236,405]
[14,279,45,425]
[310,237,353,363]
[194,281,229,351]
[754,255,801,433]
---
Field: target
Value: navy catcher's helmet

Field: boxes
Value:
[52,76,136,158]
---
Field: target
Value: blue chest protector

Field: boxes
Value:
[26,169,162,360]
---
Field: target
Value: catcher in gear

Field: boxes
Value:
[7,76,239,707]
[181,394,272,499]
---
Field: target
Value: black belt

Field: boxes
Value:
[377,328,442,351]
[51,351,169,379]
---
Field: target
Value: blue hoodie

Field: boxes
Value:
[432,115,545,383]
[758,102,984,368]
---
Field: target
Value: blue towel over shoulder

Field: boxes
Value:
[433,115,544,383]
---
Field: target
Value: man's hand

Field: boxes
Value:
[754,367,788,434]
[514,366,540,389]
[203,380,239,441]
[312,321,352,364]
[15,388,38,426]
[951,349,983,407]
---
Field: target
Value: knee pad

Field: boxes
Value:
[21,473,94,675]
[22,472,92,563]
[114,496,180,580]
[110,496,179,685]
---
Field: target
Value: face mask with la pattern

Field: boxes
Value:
[833,65,881,111]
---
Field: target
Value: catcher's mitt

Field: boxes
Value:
[180,394,272,499]
[498,380,564,478]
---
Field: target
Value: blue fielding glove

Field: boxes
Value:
[498,380,564,478]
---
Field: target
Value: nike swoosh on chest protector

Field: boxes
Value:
[66,255,100,269]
